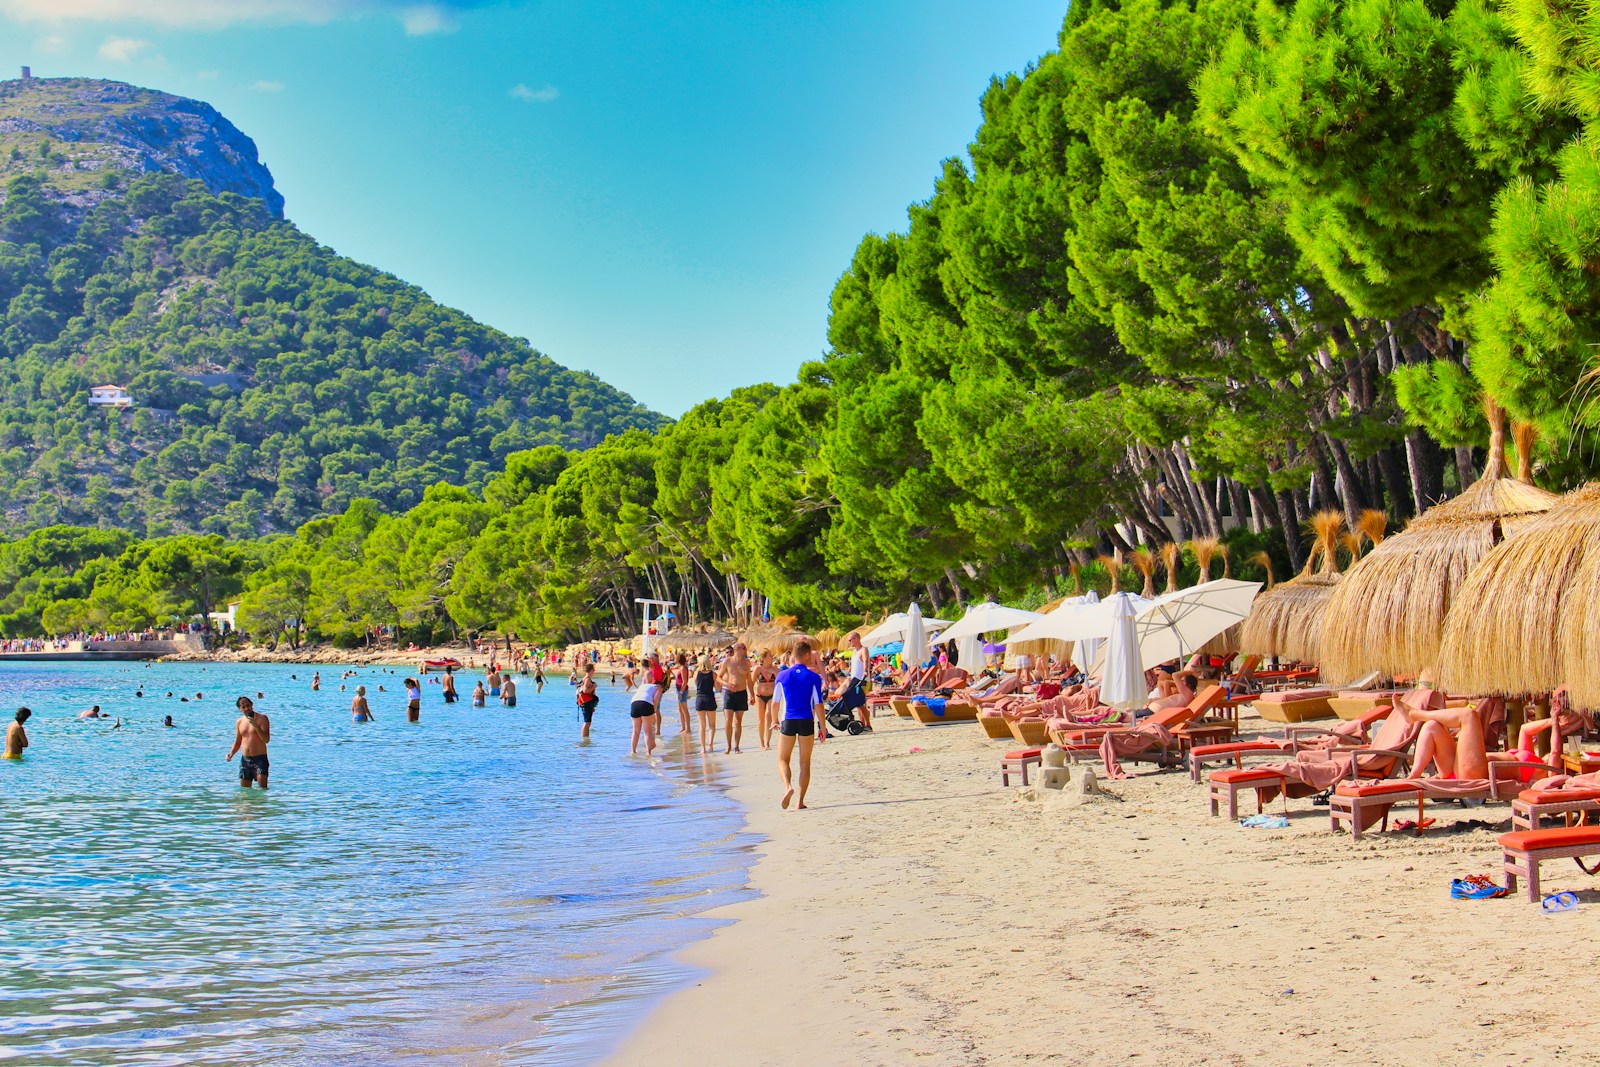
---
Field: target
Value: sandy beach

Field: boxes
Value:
[610,710,1586,1067]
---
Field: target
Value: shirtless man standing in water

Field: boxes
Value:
[226,696,271,789]
[3,707,29,759]
[718,642,753,754]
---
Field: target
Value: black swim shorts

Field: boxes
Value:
[695,695,717,712]
[239,753,270,783]
[630,701,656,719]
[503,696,516,708]
[579,699,598,723]
[779,718,815,737]
[724,690,749,713]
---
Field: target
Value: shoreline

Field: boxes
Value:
[607,711,1589,1066]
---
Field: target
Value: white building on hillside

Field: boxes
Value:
[88,385,133,408]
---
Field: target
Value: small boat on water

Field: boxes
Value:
[423,657,463,670]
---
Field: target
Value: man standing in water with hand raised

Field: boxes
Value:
[774,640,826,810]
[226,696,271,789]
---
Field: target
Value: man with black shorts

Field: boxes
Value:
[773,640,825,810]
[226,696,271,789]
[718,642,752,754]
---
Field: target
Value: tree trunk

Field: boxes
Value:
[1454,444,1476,493]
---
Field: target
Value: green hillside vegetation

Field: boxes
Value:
[0,171,663,535]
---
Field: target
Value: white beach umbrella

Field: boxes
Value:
[1070,590,1103,673]
[905,602,930,668]
[937,601,1044,644]
[1099,593,1147,710]
[1134,579,1262,666]
[862,610,952,648]
[1008,592,1148,648]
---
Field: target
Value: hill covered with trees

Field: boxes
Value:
[0,76,662,536]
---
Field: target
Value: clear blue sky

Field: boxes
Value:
[0,1,1066,416]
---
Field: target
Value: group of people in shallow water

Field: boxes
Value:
[2,638,872,810]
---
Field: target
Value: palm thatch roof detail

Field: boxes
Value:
[1318,412,1557,683]
[1438,482,1600,705]
[1239,510,1345,661]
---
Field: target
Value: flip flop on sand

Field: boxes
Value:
[1390,818,1436,832]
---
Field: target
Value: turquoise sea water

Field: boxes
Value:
[0,661,754,1066]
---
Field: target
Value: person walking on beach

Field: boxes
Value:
[577,663,599,739]
[501,674,517,708]
[442,669,458,704]
[719,642,752,753]
[843,631,871,733]
[226,697,270,789]
[3,707,30,759]
[404,678,422,722]
[753,650,778,751]
[352,686,374,723]
[774,641,825,809]
[673,653,692,736]
[693,655,718,755]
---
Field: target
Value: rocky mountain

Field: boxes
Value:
[0,75,664,538]
[0,75,282,219]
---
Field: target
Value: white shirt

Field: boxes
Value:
[850,648,867,681]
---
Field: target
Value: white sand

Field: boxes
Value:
[609,711,1590,1066]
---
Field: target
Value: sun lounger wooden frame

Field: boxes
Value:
[1499,826,1600,901]
[1000,747,1042,787]
[1510,788,1600,831]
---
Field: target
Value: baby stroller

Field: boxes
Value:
[825,699,866,735]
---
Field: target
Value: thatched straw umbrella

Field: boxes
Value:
[1249,550,1275,588]
[1437,482,1600,706]
[1239,510,1346,662]
[1188,537,1220,582]
[1317,411,1556,683]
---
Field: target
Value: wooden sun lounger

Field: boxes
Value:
[1511,786,1600,831]
[1500,826,1600,901]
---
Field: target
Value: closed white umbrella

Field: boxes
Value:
[954,633,983,673]
[1134,579,1261,666]
[1099,593,1147,710]
[905,602,930,669]
[937,602,1044,644]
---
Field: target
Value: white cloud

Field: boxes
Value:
[399,4,455,35]
[35,33,70,53]
[251,80,285,92]
[0,1,489,33]
[509,83,557,103]
[195,69,219,80]
[97,36,148,61]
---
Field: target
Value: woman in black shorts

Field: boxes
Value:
[694,654,718,756]
[629,670,660,756]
